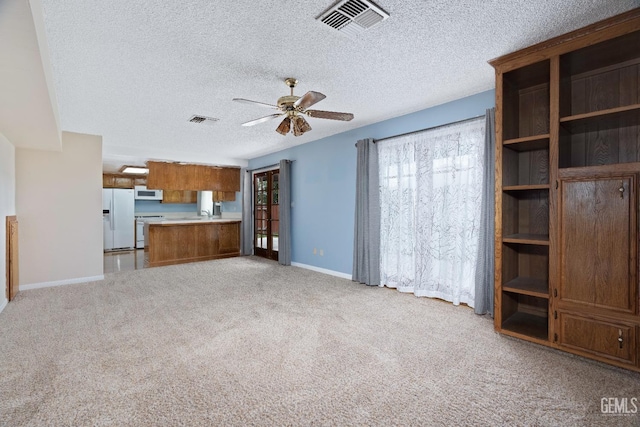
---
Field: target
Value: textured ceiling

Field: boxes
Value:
[37,0,639,171]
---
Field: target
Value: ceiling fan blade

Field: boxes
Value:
[294,91,326,110]
[241,113,283,127]
[306,110,354,121]
[233,98,279,109]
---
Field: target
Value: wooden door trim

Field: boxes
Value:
[254,172,267,259]
[6,215,18,301]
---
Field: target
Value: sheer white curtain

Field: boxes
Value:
[378,118,485,306]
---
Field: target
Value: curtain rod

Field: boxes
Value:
[245,160,294,173]
[355,114,486,146]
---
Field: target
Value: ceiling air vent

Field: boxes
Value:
[189,115,219,125]
[317,0,389,38]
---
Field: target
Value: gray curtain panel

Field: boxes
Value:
[278,159,292,266]
[241,169,253,256]
[352,138,381,286]
[474,108,496,316]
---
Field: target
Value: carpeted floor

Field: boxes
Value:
[0,256,638,426]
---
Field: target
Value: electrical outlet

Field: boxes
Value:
[319,249,324,256]
[313,248,317,255]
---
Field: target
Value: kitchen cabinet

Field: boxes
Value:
[213,191,236,202]
[103,175,115,188]
[162,190,198,204]
[146,220,241,267]
[146,161,240,191]
[133,177,147,186]
[103,174,146,189]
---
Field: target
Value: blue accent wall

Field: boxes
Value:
[135,196,242,214]
[248,90,495,275]
[221,192,242,213]
[135,200,197,213]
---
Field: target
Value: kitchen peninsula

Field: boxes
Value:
[144,218,241,267]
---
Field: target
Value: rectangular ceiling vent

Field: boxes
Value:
[317,0,389,38]
[189,115,219,125]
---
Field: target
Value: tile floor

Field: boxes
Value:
[103,249,147,274]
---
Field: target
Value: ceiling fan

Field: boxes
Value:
[233,78,354,136]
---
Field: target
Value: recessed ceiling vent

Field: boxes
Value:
[189,115,219,125]
[317,0,389,38]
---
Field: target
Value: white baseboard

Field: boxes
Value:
[291,262,352,280]
[0,297,7,314]
[20,275,104,291]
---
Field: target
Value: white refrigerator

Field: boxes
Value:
[102,188,135,250]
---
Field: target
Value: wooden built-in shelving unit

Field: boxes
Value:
[491,8,640,371]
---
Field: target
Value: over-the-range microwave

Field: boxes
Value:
[134,186,163,200]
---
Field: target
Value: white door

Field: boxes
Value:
[102,189,112,212]
[113,189,135,249]
[103,189,114,250]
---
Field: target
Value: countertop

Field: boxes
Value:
[146,217,241,225]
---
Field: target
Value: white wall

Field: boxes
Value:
[0,133,16,312]
[16,131,103,288]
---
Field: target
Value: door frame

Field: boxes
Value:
[253,169,279,261]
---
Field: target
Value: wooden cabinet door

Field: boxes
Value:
[162,190,197,204]
[218,222,240,254]
[213,191,236,202]
[103,174,115,188]
[219,168,241,192]
[183,191,197,203]
[113,176,133,188]
[162,190,182,203]
[133,177,147,186]
[559,175,636,314]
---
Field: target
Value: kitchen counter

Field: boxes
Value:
[147,217,239,225]
[145,219,241,267]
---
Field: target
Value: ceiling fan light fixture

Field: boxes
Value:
[276,117,291,135]
[298,116,312,133]
[292,115,312,136]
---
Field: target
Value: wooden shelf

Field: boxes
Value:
[503,234,549,245]
[560,104,640,132]
[503,134,550,151]
[501,311,548,341]
[503,277,549,298]
[503,184,550,191]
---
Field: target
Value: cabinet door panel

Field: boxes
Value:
[113,177,133,188]
[218,223,240,254]
[559,175,636,313]
[103,174,115,188]
[558,312,636,365]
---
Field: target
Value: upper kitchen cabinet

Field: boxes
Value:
[103,174,146,189]
[214,191,237,202]
[146,161,241,192]
[162,190,198,204]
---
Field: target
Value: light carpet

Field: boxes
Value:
[0,256,639,426]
